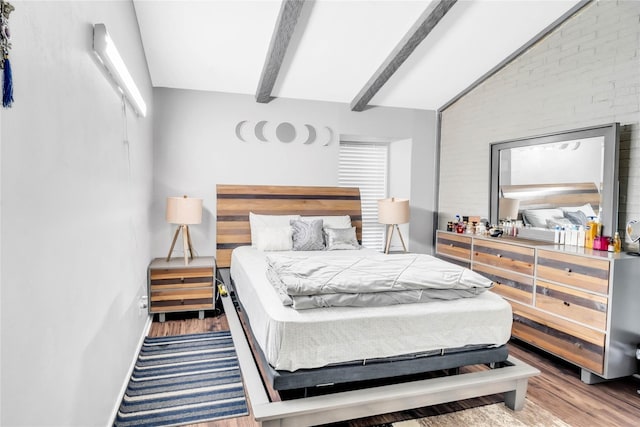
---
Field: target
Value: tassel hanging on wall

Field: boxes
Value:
[1,0,14,108]
[3,53,12,107]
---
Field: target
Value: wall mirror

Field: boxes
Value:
[490,123,620,237]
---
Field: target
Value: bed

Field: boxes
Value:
[216,184,539,426]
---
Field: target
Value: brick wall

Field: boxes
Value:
[439,0,640,249]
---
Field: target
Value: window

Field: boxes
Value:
[338,142,388,250]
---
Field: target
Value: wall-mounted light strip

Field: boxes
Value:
[93,23,147,117]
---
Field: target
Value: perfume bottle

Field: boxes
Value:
[613,232,621,253]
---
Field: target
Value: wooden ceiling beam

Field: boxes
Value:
[255,0,305,103]
[350,0,457,112]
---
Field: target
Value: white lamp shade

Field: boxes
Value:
[378,198,410,225]
[166,196,203,225]
[499,197,520,220]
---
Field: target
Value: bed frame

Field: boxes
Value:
[215,184,540,426]
[222,294,538,426]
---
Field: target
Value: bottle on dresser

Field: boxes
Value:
[585,217,596,248]
[613,232,622,253]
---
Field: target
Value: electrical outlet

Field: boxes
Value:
[139,295,148,310]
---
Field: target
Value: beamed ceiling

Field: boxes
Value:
[133,0,588,111]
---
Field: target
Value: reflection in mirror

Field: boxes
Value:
[490,123,619,239]
[627,220,640,256]
[499,136,604,217]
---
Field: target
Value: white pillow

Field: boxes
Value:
[561,203,597,219]
[522,208,564,228]
[249,212,300,248]
[253,226,293,251]
[303,215,352,230]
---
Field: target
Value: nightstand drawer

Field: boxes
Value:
[511,301,605,374]
[535,280,607,330]
[472,239,534,276]
[150,288,214,313]
[436,232,472,260]
[150,267,213,281]
[473,263,533,304]
[537,250,610,294]
[150,273,213,290]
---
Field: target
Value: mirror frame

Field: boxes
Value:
[490,123,620,236]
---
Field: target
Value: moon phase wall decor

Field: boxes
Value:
[235,120,333,146]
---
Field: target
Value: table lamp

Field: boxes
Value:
[166,195,203,265]
[378,198,410,254]
[499,197,520,221]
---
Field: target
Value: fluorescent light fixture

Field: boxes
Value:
[93,23,147,117]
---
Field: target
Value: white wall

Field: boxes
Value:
[0,2,153,425]
[438,1,640,250]
[152,88,436,258]
[389,139,412,251]
[410,112,438,254]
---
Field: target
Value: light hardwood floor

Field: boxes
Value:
[148,314,640,427]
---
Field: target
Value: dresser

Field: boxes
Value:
[436,230,640,383]
[148,257,216,322]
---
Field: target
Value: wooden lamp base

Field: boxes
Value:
[384,224,407,254]
[166,224,195,265]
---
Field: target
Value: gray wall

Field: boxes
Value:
[151,88,437,258]
[1,2,153,425]
[438,0,640,250]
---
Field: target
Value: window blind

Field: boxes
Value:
[338,142,388,251]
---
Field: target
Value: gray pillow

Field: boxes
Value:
[564,210,588,226]
[324,227,361,250]
[290,219,325,251]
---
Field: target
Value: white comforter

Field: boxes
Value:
[266,253,493,309]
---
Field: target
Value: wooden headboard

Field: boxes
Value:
[216,184,362,267]
[501,182,600,213]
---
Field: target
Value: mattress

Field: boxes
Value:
[230,246,513,372]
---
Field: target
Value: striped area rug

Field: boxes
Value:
[114,331,248,427]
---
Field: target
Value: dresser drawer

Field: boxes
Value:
[473,263,533,304]
[535,280,607,330]
[537,250,610,294]
[436,232,471,260]
[472,239,534,276]
[511,301,605,374]
[150,288,214,313]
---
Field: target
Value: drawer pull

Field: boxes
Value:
[564,268,572,273]
[449,243,454,247]
[496,254,502,258]
[563,301,571,307]
[574,342,582,349]
[180,300,185,305]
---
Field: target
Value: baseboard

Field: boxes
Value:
[107,314,153,427]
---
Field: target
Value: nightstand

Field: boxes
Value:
[148,256,216,322]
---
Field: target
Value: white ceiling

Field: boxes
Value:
[133,0,584,111]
